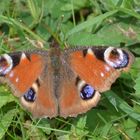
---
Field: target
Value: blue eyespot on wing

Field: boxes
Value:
[23,88,36,102]
[80,84,95,100]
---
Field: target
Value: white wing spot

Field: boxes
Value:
[100,72,104,77]
[87,48,93,55]
[21,53,26,60]
[2,54,13,74]
[32,83,38,93]
[77,80,86,92]
[117,49,123,60]
[104,47,115,67]
[9,71,14,78]
[15,77,19,83]
[105,66,110,71]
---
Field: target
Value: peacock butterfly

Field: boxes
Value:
[0,45,134,118]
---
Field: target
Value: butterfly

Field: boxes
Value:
[0,46,134,118]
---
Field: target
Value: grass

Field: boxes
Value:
[0,0,140,139]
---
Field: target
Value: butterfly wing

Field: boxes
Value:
[0,51,58,118]
[66,47,134,92]
[58,63,101,117]
[59,47,134,117]
[0,47,134,118]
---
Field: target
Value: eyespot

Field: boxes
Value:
[114,50,129,68]
[23,88,36,102]
[104,47,129,69]
[0,54,13,75]
[80,84,95,100]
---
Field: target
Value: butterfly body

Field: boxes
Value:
[0,46,134,118]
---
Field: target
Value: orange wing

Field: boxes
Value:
[58,47,134,117]
[0,51,58,118]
